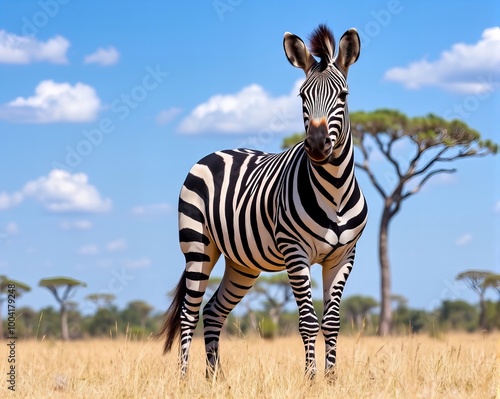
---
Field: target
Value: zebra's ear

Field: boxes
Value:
[335,28,361,76]
[283,32,317,74]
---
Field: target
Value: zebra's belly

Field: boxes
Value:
[211,219,287,272]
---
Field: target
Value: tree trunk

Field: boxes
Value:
[0,299,3,339]
[355,313,363,331]
[378,206,393,336]
[479,293,486,331]
[61,304,69,341]
[269,306,281,329]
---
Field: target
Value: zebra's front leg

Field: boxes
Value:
[202,260,260,379]
[286,257,320,378]
[321,249,356,380]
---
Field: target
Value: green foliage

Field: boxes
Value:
[120,300,154,331]
[341,296,378,318]
[259,315,278,339]
[39,277,87,288]
[36,306,61,337]
[438,300,478,332]
[0,276,31,294]
[85,293,116,309]
[281,132,305,149]
[483,274,500,292]
[349,109,498,152]
[484,300,499,330]
[86,306,119,337]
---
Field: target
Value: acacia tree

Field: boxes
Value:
[123,300,154,331]
[85,293,116,310]
[283,109,498,335]
[484,274,500,328]
[341,295,378,331]
[0,276,31,338]
[455,270,495,330]
[254,273,296,329]
[39,277,87,340]
[484,274,500,295]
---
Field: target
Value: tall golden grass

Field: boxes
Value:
[1,333,498,398]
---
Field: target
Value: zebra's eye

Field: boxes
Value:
[338,91,348,102]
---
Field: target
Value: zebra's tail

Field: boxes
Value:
[157,270,186,354]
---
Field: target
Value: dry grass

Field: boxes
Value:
[1,333,499,398]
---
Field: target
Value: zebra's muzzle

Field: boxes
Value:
[304,120,333,164]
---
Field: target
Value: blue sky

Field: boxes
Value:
[0,1,499,317]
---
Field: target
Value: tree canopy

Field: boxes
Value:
[0,275,31,294]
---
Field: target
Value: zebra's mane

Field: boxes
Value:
[309,24,335,69]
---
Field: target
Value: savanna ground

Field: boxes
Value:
[1,333,498,399]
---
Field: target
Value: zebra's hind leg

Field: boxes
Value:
[177,233,221,377]
[202,259,260,378]
[321,248,356,381]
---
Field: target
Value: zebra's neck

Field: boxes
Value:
[306,131,356,211]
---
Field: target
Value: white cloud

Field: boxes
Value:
[59,220,93,230]
[0,192,23,210]
[384,27,500,93]
[178,80,303,134]
[106,239,127,252]
[84,46,119,66]
[1,170,111,213]
[131,203,173,216]
[156,107,182,125]
[0,30,69,64]
[0,80,101,123]
[5,222,19,235]
[455,233,472,246]
[124,257,151,268]
[23,169,112,213]
[78,244,99,255]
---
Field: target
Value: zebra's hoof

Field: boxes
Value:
[325,368,337,384]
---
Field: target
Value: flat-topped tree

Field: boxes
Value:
[351,110,498,335]
[85,293,116,310]
[39,277,87,340]
[484,274,500,296]
[254,272,317,332]
[0,276,31,338]
[123,300,154,331]
[341,295,378,331]
[456,270,496,331]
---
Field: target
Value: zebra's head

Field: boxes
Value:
[284,25,360,165]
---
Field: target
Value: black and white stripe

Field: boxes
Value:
[159,24,367,378]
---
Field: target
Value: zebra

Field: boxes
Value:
[158,24,368,378]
